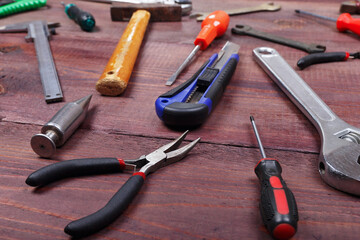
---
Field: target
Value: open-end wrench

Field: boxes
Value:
[190,2,281,22]
[253,47,360,196]
[232,25,326,54]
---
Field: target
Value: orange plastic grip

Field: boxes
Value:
[96,10,150,96]
[194,10,230,50]
[336,13,360,36]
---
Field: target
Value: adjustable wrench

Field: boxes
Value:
[253,47,360,196]
[232,25,326,54]
[190,2,281,21]
[0,21,63,103]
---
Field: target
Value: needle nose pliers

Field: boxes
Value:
[26,131,200,238]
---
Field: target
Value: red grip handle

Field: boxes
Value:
[336,13,360,36]
[255,159,299,240]
[194,10,229,50]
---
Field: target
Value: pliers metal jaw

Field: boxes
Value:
[139,130,200,175]
[26,131,200,238]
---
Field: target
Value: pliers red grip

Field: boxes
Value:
[26,131,200,238]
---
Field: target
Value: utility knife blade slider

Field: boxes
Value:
[155,41,240,127]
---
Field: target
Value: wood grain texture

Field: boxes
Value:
[1,0,360,239]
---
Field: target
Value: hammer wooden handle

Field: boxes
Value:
[96,10,150,96]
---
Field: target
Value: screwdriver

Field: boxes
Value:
[61,2,95,32]
[166,10,230,86]
[295,9,360,36]
[250,116,298,240]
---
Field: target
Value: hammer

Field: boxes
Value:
[95,10,150,96]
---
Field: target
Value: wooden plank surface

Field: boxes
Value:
[1,0,360,239]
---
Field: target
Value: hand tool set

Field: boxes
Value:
[1,0,360,238]
[26,131,200,237]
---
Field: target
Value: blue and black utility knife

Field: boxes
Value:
[155,41,240,127]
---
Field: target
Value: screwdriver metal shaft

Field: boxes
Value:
[250,115,266,158]
[166,45,200,86]
[166,10,229,86]
[295,9,336,22]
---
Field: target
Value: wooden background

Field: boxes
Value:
[1,0,360,239]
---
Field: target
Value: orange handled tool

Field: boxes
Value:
[166,10,230,86]
[194,10,230,50]
[96,10,150,96]
[295,9,360,36]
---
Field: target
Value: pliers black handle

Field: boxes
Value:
[26,157,147,237]
[26,158,137,186]
[25,131,200,238]
[297,51,360,69]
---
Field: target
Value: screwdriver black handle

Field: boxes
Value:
[63,3,95,32]
[297,52,349,69]
[25,158,125,186]
[255,158,298,240]
[65,173,145,237]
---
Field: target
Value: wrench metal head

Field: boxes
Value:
[320,127,360,195]
[253,47,360,196]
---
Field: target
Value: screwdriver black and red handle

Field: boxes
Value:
[26,158,146,238]
[255,158,299,240]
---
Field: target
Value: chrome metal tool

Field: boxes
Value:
[31,95,92,158]
[232,25,326,54]
[190,2,281,22]
[0,20,63,103]
[253,47,360,196]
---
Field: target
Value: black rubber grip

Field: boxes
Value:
[162,102,209,127]
[25,158,122,187]
[67,5,95,31]
[64,174,145,237]
[297,52,348,69]
[255,159,298,240]
[204,58,238,107]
